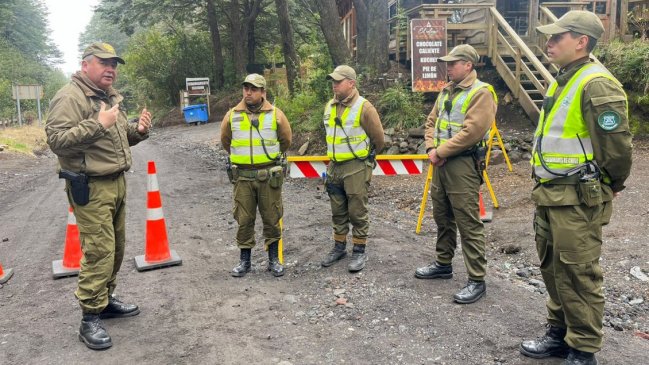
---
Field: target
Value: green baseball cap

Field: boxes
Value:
[242,73,266,88]
[82,42,125,64]
[327,65,357,81]
[440,44,479,64]
[536,10,605,40]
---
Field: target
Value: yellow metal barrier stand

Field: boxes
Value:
[416,162,434,234]
[485,121,513,172]
[278,218,284,265]
[483,169,499,209]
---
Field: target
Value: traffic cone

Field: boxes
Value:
[134,161,182,271]
[52,207,82,279]
[479,191,493,223]
[0,261,14,285]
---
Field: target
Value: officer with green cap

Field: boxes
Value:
[46,42,151,350]
[220,73,292,277]
[414,44,497,304]
[520,11,632,365]
[320,65,385,272]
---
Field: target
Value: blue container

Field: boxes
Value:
[182,104,208,124]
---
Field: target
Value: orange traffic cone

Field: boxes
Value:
[0,261,14,285]
[134,161,182,271]
[479,191,493,223]
[52,206,82,278]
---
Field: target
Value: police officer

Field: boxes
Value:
[320,65,384,272]
[414,44,497,304]
[520,11,632,365]
[46,42,150,350]
[220,74,292,278]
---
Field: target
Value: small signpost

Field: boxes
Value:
[11,84,44,126]
[410,19,448,93]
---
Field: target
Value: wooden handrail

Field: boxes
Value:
[388,3,493,21]
[490,7,555,85]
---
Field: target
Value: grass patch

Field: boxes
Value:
[0,125,48,155]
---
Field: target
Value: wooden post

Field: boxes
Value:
[610,0,618,40]
[529,0,540,42]
[620,0,629,36]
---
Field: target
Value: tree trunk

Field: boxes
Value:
[242,0,264,67]
[275,0,300,95]
[366,0,389,74]
[314,0,351,66]
[206,0,225,88]
[247,20,256,64]
[229,0,246,80]
[352,0,368,66]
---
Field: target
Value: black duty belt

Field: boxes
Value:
[88,171,124,180]
[536,174,580,185]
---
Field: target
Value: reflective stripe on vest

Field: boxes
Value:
[433,80,497,147]
[324,96,369,162]
[531,63,621,181]
[230,107,279,165]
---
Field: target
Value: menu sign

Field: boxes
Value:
[411,19,447,92]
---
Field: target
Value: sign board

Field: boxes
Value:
[12,84,44,100]
[185,78,210,95]
[410,19,447,92]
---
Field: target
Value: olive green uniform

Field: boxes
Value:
[532,57,632,352]
[46,72,148,314]
[325,89,385,245]
[220,98,292,249]
[424,70,497,281]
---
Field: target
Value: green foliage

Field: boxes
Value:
[273,37,333,133]
[0,0,61,63]
[595,40,649,135]
[121,27,214,109]
[595,40,649,93]
[377,84,426,129]
[0,39,67,120]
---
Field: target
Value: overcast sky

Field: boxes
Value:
[44,0,99,75]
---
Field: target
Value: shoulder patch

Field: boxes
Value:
[597,111,621,131]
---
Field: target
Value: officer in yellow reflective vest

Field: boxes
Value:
[415,44,497,304]
[519,11,632,365]
[220,74,292,277]
[320,65,385,272]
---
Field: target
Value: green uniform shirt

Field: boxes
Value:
[532,57,633,206]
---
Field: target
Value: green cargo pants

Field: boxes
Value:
[326,159,373,245]
[67,174,126,314]
[232,169,283,249]
[534,202,609,353]
[430,155,487,281]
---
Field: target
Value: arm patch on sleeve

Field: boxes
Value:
[597,111,621,131]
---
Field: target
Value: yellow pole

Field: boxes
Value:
[278,218,284,264]
[483,170,499,209]
[485,121,513,172]
[494,126,513,172]
[416,162,434,234]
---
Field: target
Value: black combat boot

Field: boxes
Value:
[453,280,486,304]
[79,313,112,350]
[348,244,367,273]
[231,248,252,277]
[564,349,597,365]
[520,325,569,359]
[267,242,285,277]
[414,261,453,279]
[100,294,140,319]
[321,241,347,267]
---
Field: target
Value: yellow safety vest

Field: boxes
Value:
[324,96,369,162]
[433,80,497,147]
[531,63,622,182]
[230,108,279,165]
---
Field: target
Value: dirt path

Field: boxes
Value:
[0,122,647,364]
